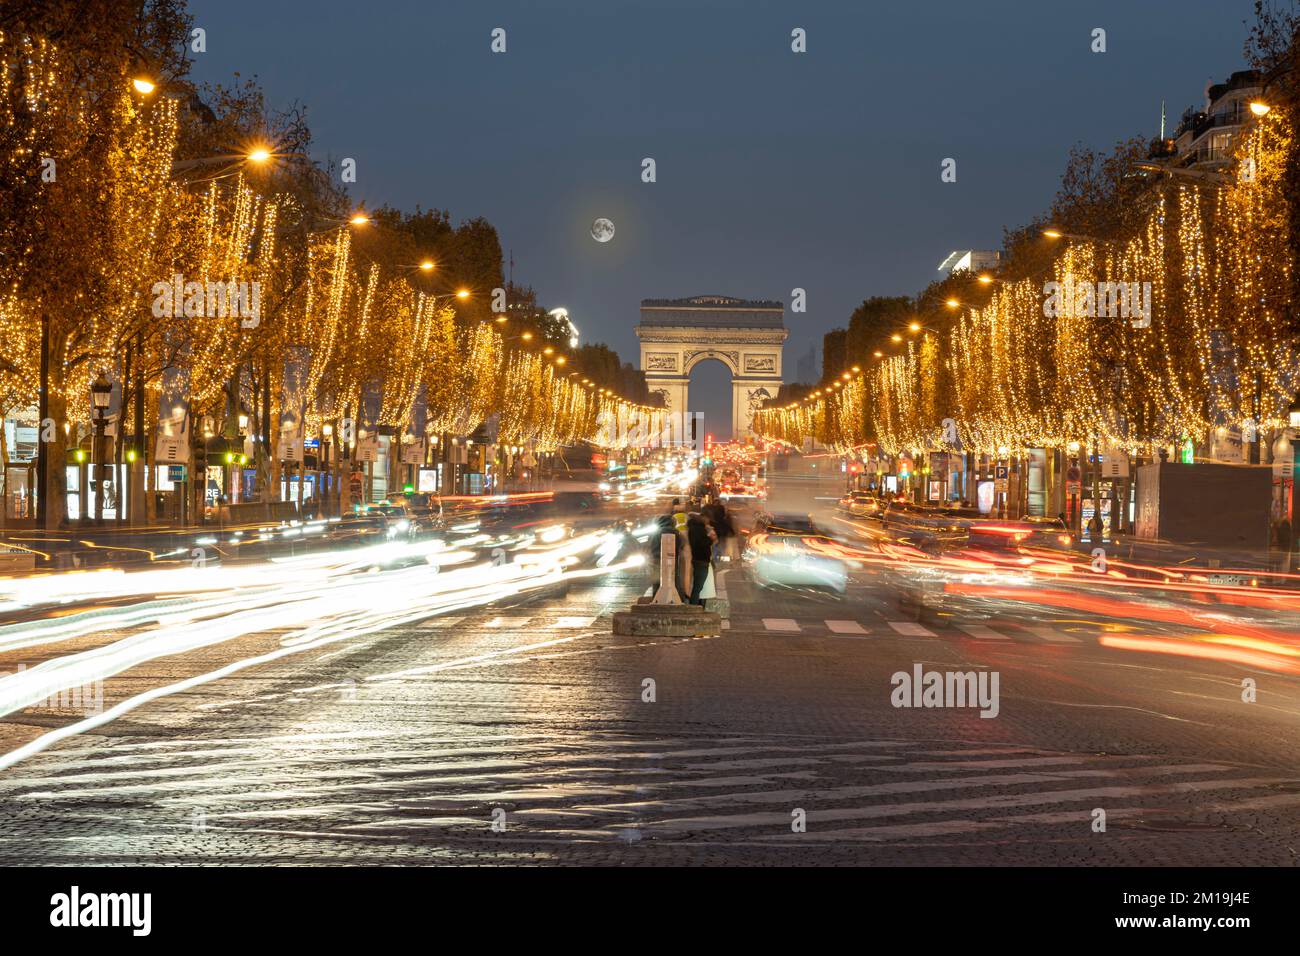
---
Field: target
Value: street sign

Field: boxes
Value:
[277,428,304,463]
[994,464,1008,493]
[354,435,379,463]
[399,438,425,465]
[167,464,186,483]
[1101,455,1129,478]
[1066,480,1082,496]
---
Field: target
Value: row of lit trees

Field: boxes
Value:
[0,12,663,526]
[756,94,1298,460]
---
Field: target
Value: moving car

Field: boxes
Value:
[966,515,1073,552]
[743,511,849,593]
[838,490,882,518]
[328,512,392,545]
[879,500,973,552]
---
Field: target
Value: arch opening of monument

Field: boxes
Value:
[686,356,736,442]
[636,295,787,445]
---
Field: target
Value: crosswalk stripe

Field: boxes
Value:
[1027,626,1082,644]
[887,621,935,637]
[629,775,1290,834]
[957,625,1012,641]
[484,616,523,628]
[423,616,464,628]
[552,616,595,628]
[825,620,868,635]
[762,618,800,632]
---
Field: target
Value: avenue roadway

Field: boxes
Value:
[0,496,1298,865]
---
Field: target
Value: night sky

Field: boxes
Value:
[189,0,1251,437]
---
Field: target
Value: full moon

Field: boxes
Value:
[591,217,615,243]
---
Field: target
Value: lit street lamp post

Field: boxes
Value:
[1289,394,1300,559]
[90,375,113,526]
[321,423,334,518]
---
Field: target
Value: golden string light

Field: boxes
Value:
[755,108,1296,458]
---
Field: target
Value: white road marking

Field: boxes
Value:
[762,618,800,632]
[627,775,1290,833]
[1027,626,1081,644]
[825,620,868,635]
[423,616,464,628]
[887,621,935,637]
[552,616,596,628]
[485,616,526,628]
[958,625,1012,641]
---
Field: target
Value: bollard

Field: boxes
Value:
[652,532,681,605]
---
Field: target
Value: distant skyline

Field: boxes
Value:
[190,0,1254,436]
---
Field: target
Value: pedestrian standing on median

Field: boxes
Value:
[686,512,717,605]
[704,498,734,562]
[671,497,688,533]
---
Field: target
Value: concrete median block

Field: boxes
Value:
[612,602,721,637]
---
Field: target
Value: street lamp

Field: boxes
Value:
[170,147,276,175]
[1289,394,1300,555]
[90,375,113,525]
[996,445,1011,518]
[321,423,334,518]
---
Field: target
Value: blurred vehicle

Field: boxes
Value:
[880,500,975,552]
[838,490,882,518]
[407,503,444,533]
[966,515,1073,552]
[744,511,848,593]
[328,512,392,545]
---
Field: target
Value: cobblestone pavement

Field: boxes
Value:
[3,532,1300,866]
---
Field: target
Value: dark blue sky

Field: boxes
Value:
[190,0,1252,436]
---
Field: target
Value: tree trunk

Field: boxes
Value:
[43,391,68,529]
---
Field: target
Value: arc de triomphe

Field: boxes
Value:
[636,295,787,441]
